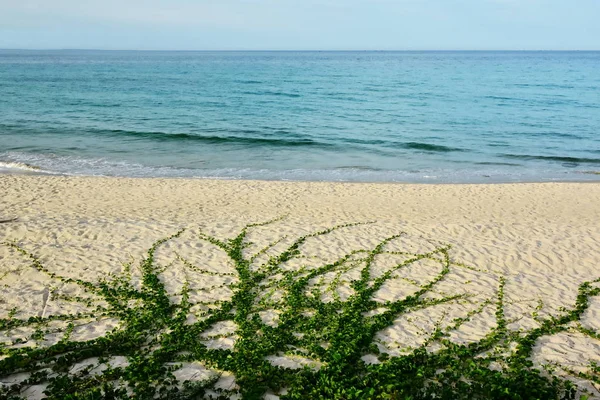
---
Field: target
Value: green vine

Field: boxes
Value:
[0,219,598,399]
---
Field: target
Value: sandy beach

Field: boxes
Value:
[1,175,600,397]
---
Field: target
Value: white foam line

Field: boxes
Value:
[0,161,55,175]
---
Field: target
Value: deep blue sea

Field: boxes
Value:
[0,50,599,183]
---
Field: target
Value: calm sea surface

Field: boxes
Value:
[0,50,599,183]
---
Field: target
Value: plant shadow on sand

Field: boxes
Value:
[1,218,600,399]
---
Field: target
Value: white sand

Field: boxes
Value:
[1,175,600,395]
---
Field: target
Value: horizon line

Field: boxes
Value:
[1,48,600,52]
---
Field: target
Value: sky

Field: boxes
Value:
[0,0,599,51]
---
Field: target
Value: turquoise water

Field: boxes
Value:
[1,50,599,183]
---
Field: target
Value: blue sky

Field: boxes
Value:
[0,0,598,50]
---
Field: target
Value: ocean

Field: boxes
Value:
[0,50,599,183]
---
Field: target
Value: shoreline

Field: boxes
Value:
[1,169,599,186]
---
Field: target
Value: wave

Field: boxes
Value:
[524,131,583,140]
[335,165,386,171]
[502,154,600,165]
[0,161,52,174]
[0,152,179,178]
[474,161,522,167]
[242,90,301,98]
[0,124,328,149]
[100,129,330,148]
[0,126,467,154]
[336,138,466,153]
[0,161,41,171]
[513,83,575,90]
[234,80,263,84]
[579,171,600,175]
[2,151,599,184]
[400,142,466,153]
